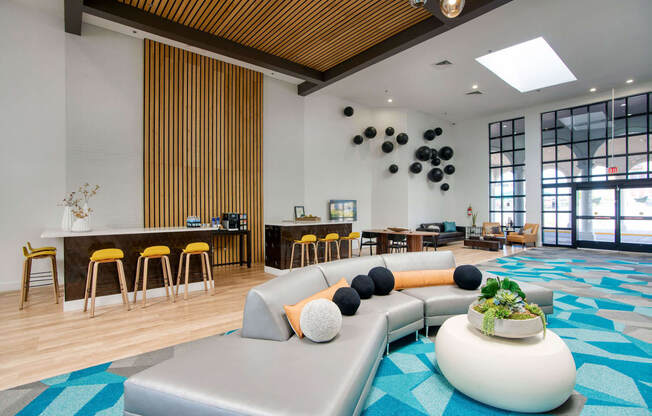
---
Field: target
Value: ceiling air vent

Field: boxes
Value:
[465,90,483,95]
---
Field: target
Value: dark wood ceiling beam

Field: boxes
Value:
[298,0,512,96]
[65,0,83,35]
[81,0,324,84]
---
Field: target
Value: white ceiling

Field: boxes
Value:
[317,0,652,123]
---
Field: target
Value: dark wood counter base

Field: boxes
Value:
[265,223,353,270]
[64,229,251,301]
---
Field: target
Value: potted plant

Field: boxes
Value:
[68,183,100,232]
[467,276,546,338]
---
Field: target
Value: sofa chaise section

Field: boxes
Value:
[125,311,387,416]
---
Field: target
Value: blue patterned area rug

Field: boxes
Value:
[2,248,650,415]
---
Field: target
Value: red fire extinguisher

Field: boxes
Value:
[467,206,473,216]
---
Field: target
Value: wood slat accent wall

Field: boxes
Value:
[144,39,263,264]
[119,0,430,72]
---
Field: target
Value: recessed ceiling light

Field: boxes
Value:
[387,98,393,103]
[472,84,478,89]
[475,37,576,93]
[626,79,634,84]
[589,87,597,92]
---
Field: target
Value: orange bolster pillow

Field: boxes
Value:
[283,278,348,338]
[393,268,455,290]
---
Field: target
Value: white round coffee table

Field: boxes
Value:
[435,315,576,413]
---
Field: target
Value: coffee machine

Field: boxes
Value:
[221,213,240,230]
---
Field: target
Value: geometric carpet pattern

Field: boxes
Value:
[2,248,650,415]
[363,247,652,416]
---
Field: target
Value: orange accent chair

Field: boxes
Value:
[507,223,539,247]
[482,222,503,238]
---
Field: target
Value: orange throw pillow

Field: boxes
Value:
[284,278,348,338]
[393,269,455,290]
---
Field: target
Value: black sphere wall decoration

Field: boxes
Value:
[364,126,377,138]
[382,141,394,153]
[427,168,444,182]
[396,133,409,145]
[415,146,432,161]
[409,162,423,174]
[444,164,456,175]
[430,148,438,158]
[423,129,436,141]
[434,127,443,136]
[439,146,454,160]
[389,164,399,174]
[441,183,450,191]
[431,157,441,166]
[343,106,354,117]
[385,127,395,136]
[352,135,364,145]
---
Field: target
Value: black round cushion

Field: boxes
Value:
[351,274,374,299]
[453,265,482,290]
[332,287,361,316]
[368,267,395,295]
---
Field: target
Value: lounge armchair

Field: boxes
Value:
[507,223,539,247]
[482,222,503,238]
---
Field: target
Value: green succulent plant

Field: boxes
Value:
[476,275,546,338]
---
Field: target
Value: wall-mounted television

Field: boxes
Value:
[329,200,357,221]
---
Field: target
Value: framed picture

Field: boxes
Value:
[294,206,305,219]
[329,200,357,221]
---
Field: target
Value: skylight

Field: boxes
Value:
[476,37,577,93]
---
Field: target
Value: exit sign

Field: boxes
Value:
[608,166,618,174]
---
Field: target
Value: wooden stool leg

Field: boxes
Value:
[300,244,305,268]
[348,240,352,258]
[203,253,215,294]
[184,253,190,300]
[83,261,93,312]
[19,259,28,310]
[323,242,328,262]
[90,262,99,318]
[336,241,341,260]
[313,243,318,264]
[133,257,142,304]
[142,257,149,307]
[116,259,130,310]
[175,253,184,296]
[161,257,170,300]
[50,255,60,304]
[200,253,208,292]
[165,256,175,302]
[289,243,296,271]
[24,258,32,302]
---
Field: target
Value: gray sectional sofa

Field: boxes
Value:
[124,251,553,416]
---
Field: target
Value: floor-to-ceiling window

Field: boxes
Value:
[541,92,652,249]
[489,117,526,228]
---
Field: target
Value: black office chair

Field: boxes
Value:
[388,234,407,253]
[359,232,377,256]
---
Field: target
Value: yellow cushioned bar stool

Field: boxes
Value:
[175,242,214,300]
[318,233,341,262]
[133,246,175,307]
[84,248,130,318]
[19,246,59,310]
[27,242,57,253]
[339,232,361,258]
[289,234,318,271]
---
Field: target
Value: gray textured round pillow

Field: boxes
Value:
[300,299,342,343]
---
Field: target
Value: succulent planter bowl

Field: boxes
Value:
[467,301,543,339]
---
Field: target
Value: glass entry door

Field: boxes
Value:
[574,180,652,252]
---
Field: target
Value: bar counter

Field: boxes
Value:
[264,221,353,273]
[41,226,250,309]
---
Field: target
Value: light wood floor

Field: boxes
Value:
[0,242,524,390]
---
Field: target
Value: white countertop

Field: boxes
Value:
[265,220,354,227]
[41,226,222,238]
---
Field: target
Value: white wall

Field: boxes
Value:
[263,76,306,222]
[65,23,143,228]
[453,82,652,244]
[0,0,67,291]
[302,95,459,232]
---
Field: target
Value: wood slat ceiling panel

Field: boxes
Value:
[118,0,431,71]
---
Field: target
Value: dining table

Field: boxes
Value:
[363,229,440,254]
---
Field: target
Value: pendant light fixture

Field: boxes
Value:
[440,0,465,18]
